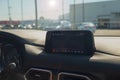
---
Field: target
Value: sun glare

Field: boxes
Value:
[49,0,56,7]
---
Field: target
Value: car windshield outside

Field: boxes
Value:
[0,0,120,36]
[80,23,95,26]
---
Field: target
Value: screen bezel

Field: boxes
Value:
[44,30,95,55]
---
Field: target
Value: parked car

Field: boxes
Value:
[56,21,71,30]
[77,22,96,33]
[0,25,3,29]
[1,25,14,29]
[21,24,33,29]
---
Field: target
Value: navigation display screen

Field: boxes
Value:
[45,31,95,55]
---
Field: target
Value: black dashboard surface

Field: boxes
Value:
[0,30,120,80]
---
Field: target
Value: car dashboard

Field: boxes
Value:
[0,30,120,80]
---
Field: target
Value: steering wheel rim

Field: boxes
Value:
[0,43,20,80]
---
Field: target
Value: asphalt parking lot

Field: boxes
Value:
[0,29,120,36]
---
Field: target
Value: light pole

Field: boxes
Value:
[21,0,23,25]
[35,0,38,29]
[7,0,12,24]
[82,0,85,22]
[73,0,76,29]
[62,0,64,20]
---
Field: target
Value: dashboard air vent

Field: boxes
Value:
[58,72,91,80]
[25,68,52,80]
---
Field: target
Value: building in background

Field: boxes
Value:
[70,0,120,29]
[59,13,70,21]
[0,21,20,25]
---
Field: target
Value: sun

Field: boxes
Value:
[49,0,56,7]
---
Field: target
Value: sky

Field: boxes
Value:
[0,0,111,21]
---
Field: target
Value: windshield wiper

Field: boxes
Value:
[95,50,120,56]
[94,35,120,37]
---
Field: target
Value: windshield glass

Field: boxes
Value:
[0,0,120,36]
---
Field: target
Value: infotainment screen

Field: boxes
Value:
[45,31,95,55]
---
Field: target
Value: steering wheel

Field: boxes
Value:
[0,62,17,80]
[0,43,21,80]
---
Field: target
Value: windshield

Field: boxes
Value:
[0,0,120,36]
[80,23,95,26]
